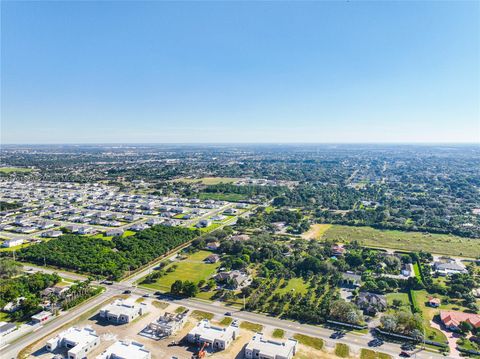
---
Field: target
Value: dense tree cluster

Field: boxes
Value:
[0,272,60,321]
[15,226,199,279]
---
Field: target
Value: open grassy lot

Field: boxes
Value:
[240,321,263,332]
[191,310,214,321]
[293,334,324,350]
[335,343,350,357]
[321,225,480,258]
[302,224,332,240]
[274,277,309,295]
[360,349,392,359]
[0,167,33,173]
[139,250,220,292]
[272,328,285,338]
[171,177,241,185]
[198,192,247,202]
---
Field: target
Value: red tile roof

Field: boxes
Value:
[440,311,480,329]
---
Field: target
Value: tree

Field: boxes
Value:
[171,280,183,295]
[182,281,198,297]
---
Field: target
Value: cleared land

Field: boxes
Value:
[139,250,220,293]
[171,177,241,185]
[321,225,480,258]
[302,224,332,240]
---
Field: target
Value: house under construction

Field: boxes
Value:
[140,311,188,339]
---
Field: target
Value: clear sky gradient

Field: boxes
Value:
[1,1,479,144]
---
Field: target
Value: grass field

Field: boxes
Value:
[335,343,350,358]
[198,192,247,202]
[360,349,392,359]
[240,321,264,332]
[274,277,309,295]
[139,250,220,292]
[302,224,332,240]
[321,225,480,258]
[272,328,285,338]
[0,167,33,174]
[293,334,324,350]
[191,310,214,321]
[171,177,241,185]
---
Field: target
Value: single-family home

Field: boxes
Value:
[433,261,468,276]
[428,297,441,308]
[205,254,220,264]
[356,292,387,315]
[206,241,221,251]
[440,311,480,331]
[105,229,124,237]
[2,238,24,248]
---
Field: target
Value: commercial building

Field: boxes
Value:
[96,340,151,359]
[186,319,239,350]
[245,333,298,359]
[46,326,99,359]
[99,299,144,324]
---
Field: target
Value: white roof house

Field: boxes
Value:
[2,238,24,248]
[46,326,100,359]
[99,299,144,324]
[245,333,298,359]
[186,319,239,351]
[96,340,151,359]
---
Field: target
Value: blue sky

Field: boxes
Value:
[1,1,479,144]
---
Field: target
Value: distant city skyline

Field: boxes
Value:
[1,1,479,144]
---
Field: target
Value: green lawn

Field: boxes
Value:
[240,321,264,332]
[272,328,285,338]
[139,250,221,292]
[360,349,392,359]
[198,192,247,202]
[335,343,350,358]
[321,225,480,258]
[293,334,324,350]
[411,290,448,343]
[0,167,33,173]
[191,310,214,321]
[386,292,411,312]
[274,277,309,295]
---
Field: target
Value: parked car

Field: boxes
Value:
[123,290,132,294]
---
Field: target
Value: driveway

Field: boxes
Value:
[430,319,461,358]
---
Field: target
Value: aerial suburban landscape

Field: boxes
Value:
[1,1,478,359]
[0,144,479,359]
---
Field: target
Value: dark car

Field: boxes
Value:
[225,312,232,316]
[154,291,162,296]
[330,331,345,339]
[368,339,383,347]
[123,290,132,294]
[400,351,411,357]
[103,281,113,285]
[143,293,150,297]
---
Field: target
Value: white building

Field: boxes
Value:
[96,340,151,359]
[186,319,239,351]
[2,238,24,248]
[99,299,144,324]
[46,326,100,359]
[245,333,298,359]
